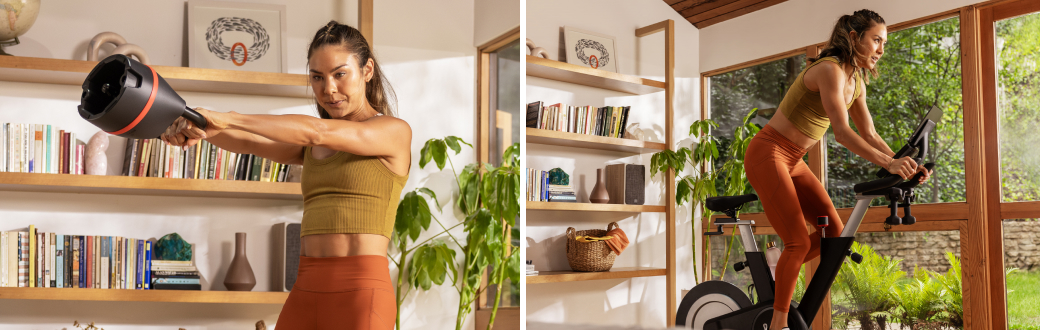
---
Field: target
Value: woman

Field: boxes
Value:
[743,10,931,330]
[162,21,410,330]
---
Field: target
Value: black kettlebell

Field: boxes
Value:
[78,54,207,139]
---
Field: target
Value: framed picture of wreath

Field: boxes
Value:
[187,1,287,73]
[563,27,618,73]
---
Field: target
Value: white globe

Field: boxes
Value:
[0,0,40,41]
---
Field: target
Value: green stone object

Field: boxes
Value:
[155,233,192,261]
[548,168,569,185]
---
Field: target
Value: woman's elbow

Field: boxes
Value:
[306,121,327,146]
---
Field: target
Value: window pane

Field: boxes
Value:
[1003,219,1040,328]
[827,17,966,208]
[490,39,523,167]
[483,39,521,309]
[996,12,1040,203]
[709,54,807,212]
[831,231,963,329]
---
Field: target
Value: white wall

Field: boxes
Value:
[525,0,701,328]
[699,0,980,73]
[0,0,490,329]
[475,0,521,47]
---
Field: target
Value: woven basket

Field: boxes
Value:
[566,222,619,272]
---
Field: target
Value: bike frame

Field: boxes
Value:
[708,193,876,329]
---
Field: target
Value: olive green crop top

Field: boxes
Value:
[300,146,408,239]
[777,56,861,140]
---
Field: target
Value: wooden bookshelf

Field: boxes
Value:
[527,201,666,213]
[526,128,667,153]
[0,56,310,98]
[526,56,665,95]
[0,172,301,200]
[0,287,288,304]
[526,267,667,284]
[525,20,677,326]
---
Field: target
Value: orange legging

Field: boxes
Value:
[276,255,396,330]
[744,125,844,313]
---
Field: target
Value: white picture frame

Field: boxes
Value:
[187,1,287,73]
[563,27,619,73]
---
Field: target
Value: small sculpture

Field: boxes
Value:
[526,38,549,59]
[85,131,108,175]
[155,233,193,261]
[548,167,569,186]
[88,32,150,64]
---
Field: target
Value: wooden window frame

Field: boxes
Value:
[696,2,1040,328]
[475,26,521,330]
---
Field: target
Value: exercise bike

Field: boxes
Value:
[676,106,943,330]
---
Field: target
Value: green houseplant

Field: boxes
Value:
[390,136,520,330]
[650,108,760,282]
[833,242,904,330]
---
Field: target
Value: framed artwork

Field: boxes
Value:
[187,1,287,73]
[563,27,618,73]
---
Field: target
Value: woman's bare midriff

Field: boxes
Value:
[301,233,390,257]
[766,111,820,150]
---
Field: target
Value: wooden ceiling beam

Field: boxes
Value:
[694,0,786,28]
[688,0,766,23]
[666,0,690,7]
[679,0,741,18]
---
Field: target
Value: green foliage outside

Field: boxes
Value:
[825,17,966,208]
[997,12,1040,203]
[390,137,521,330]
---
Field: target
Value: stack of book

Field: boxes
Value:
[0,225,153,290]
[526,168,577,203]
[150,260,201,290]
[546,184,576,203]
[121,139,301,182]
[0,123,86,174]
[525,101,632,139]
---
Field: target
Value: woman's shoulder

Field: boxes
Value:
[368,114,411,132]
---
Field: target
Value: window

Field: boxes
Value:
[708,54,807,212]
[826,17,965,208]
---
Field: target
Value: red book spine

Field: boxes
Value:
[215,149,224,180]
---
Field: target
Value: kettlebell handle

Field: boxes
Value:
[182,106,209,130]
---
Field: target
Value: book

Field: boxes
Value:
[6,232,15,287]
[49,232,55,287]
[152,277,200,285]
[64,235,70,288]
[152,283,201,290]
[207,142,218,179]
[152,260,193,266]
[136,238,143,289]
[152,270,201,276]
[122,139,137,176]
[526,101,543,128]
[18,232,28,287]
[27,225,34,288]
[144,241,151,289]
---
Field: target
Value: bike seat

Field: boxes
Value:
[705,194,758,212]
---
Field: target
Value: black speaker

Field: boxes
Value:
[272,222,301,292]
[606,164,645,205]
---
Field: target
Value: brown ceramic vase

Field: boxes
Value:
[224,232,256,291]
[590,168,610,203]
